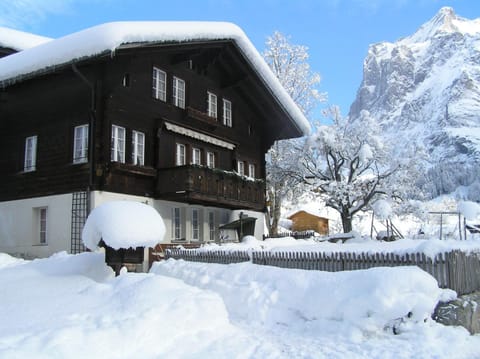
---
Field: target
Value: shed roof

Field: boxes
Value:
[0,21,310,135]
[288,210,329,221]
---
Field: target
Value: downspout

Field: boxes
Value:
[71,63,96,212]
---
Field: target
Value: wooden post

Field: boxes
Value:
[370,212,374,239]
[439,213,443,240]
[458,213,462,240]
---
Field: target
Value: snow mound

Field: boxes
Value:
[1,251,478,357]
[0,252,254,358]
[151,260,455,334]
[82,201,166,250]
[0,252,24,269]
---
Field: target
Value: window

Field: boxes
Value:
[173,208,182,240]
[111,125,126,163]
[223,99,232,127]
[39,207,47,244]
[173,76,185,109]
[206,152,215,168]
[208,211,215,241]
[73,124,89,164]
[248,164,256,179]
[24,135,37,172]
[122,73,130,87]
[207,92,217,119]
[132,130,145,166]
[192,209,200,241]
[192,147,201,165]
[237,160,245,176]
[152,67,166,101]
[176,143,186,166]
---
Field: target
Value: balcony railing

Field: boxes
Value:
[185,107,219,129]
[156,165,265,211]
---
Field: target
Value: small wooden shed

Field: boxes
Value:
[288,210,329,235]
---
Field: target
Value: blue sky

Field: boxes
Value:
[1,0,479,119]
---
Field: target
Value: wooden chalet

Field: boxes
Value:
[288,211,329,236]
[0,22,308,260]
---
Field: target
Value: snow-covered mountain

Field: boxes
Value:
[349,7,480,200]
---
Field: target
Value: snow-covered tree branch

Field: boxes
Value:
[263,31,327,117]
[302,108,422,233]
[263,31,326,235]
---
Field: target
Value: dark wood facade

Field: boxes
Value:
[0,40,303,211]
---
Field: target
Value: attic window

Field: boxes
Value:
[122,73,130,87]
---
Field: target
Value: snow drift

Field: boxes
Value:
[152,259,455,334]
[0,251,478,358]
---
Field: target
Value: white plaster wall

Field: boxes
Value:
[90,191,153,208]
[0,189,267,260]
[0,194,72,258]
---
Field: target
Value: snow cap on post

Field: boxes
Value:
[82,201,166,250]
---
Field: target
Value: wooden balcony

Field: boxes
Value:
[185,106,219,129]
[156,165,265,211]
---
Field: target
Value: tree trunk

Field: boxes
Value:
[267,186,282,236]
[341,212,353,233]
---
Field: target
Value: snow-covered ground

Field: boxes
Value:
[1,250,479,358]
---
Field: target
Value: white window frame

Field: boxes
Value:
[206,151,215,168]
[192,208,200,241]
[207,92,217,119]
[208,211,215,241]
[237,160,245,176]
[176,143,186,166]
[73,124,89,164]
[111,125,126,163]
[173,207,182,240]
[39,207,47,244]
[223,99,232,127]
[173,76,186,109]
[24,135,37,172]
[192,147,201,165]
[248,163,256,179]
[152,67,166,101]
[132,130,145,166]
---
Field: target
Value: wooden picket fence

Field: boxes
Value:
[262,231,316,240]
[165,249,480,296]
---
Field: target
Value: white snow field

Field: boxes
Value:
[0,250,479,359]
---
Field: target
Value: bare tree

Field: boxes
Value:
[263,31,326,117]
[263,31,326,235]
[301,107,419,233]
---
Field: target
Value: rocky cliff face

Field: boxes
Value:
[349,7,480,199]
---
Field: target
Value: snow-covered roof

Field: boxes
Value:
[82,201,166,250]
[0,21,310,135]
[0,26,52,51]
